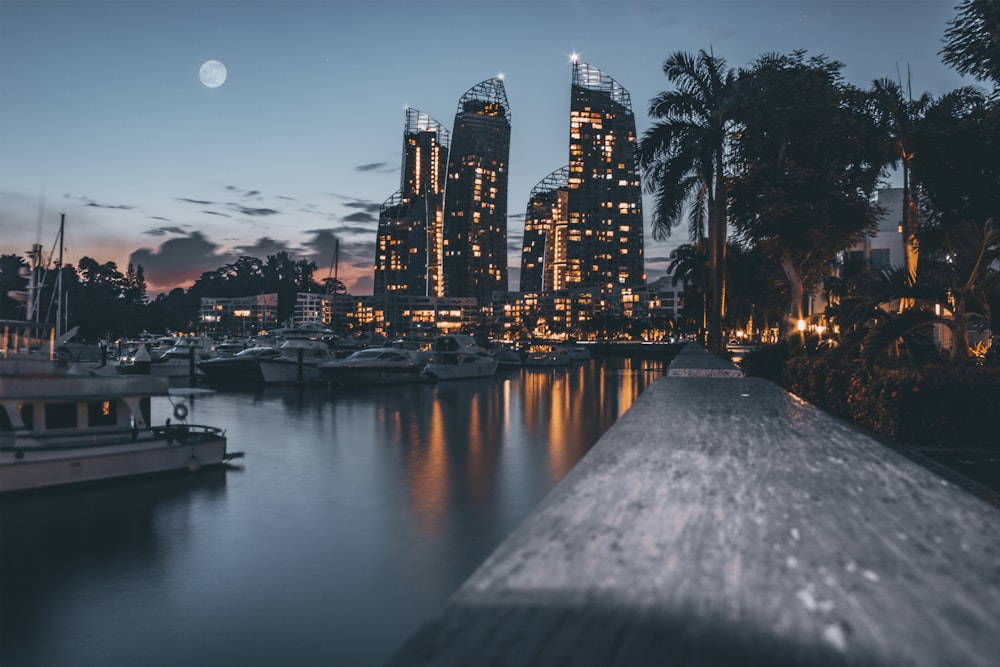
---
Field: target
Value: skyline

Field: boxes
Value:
[0,1,976,296]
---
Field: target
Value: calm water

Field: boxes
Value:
[1,356,667,667]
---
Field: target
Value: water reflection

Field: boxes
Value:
[1,357,667,667]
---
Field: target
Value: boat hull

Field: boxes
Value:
[322,366,430,387]
[259,359,326,384]
[0,430,228,493]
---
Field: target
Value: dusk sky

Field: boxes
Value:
[1,0,974,296]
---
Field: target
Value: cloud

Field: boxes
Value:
[349,274,373,294]
[355,162,389,172]
[232,236,296,258]
[62,193,134,210]
[143,225,188,237]
[203,210,232,217]
[342,210,377,224]
[175,197,216,206]
[334,195,382,214]
[129,231,236,294]
[229,205,279,217]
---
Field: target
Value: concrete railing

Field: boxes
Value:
[386,344,1000,666]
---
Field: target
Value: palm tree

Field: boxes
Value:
[869,78,932,285]
[638,50,735,353]
[667,242,708,335]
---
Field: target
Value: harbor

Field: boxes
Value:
[0,354,669,667]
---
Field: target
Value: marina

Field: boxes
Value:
[0,355,669,667]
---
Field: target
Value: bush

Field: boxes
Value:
[766,354,1000,448]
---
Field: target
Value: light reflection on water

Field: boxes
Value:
[1,357,668,667]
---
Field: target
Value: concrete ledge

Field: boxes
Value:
[387,347,1000,666]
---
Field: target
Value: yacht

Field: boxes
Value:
[521,343,572,368]
[197,345,281,384]
[422,334,498,381]
[149,336,217,378]
[0,351,234,493]
[320,347,430,387]
[258,335,338,384]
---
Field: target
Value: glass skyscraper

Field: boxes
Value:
[441,77,511,304]
[374,108,450,296]
[519,166,569,293]
[565,61,644,291]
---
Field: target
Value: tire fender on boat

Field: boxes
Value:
[173,403,189,421]
[187,455,200,473]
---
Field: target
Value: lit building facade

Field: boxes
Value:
[565,60,644,291]
[442,77,511,305]
[374,108,450,297]
[519,167,570,292]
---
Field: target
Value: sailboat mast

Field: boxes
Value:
[56,213,65,337]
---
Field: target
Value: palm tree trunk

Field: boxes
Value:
[781,253,805,343]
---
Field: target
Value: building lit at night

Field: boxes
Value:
[565,60,644,291]
[441,77,511,305]
[374,108,450,297]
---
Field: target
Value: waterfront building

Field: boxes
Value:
[519,167,570,293]
[199,294,278,334]
[441,77,511,305]
[565,60,645,291]
[349,294,479,338]
[374,109,451,297]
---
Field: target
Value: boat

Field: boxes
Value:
[492,344,524,368]
[0,351,235,493]
[197,345,281,384]
[258,335,338,384]
[319,347,431,386]
[562,341,593,362]
[522,343,571,368]
[149,336,218,378]
[422,334,498,381]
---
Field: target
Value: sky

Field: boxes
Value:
[0,0,975,297]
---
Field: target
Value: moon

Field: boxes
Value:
[199,60,227,88]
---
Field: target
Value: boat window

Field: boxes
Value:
[19,403,34,429]
[0,405,12,432]
[87,400,118,427]
[45,402,78,430]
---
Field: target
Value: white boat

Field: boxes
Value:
[258,336,338,384]
[319,347,430,387]
[0,353,234,493]
[149,336,217,378]
[422,334,498,381]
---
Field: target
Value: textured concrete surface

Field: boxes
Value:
[387,346,1000,666]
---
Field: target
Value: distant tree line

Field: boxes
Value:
[0,251,333,341]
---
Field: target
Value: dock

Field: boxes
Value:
[387,344,1000,666]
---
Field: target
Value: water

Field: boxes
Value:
[1,357,667,667]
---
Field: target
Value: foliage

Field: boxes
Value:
[940,0,1000,94]
[728,52,885,342]
[771,353,1000,448]
[638,49,735,353]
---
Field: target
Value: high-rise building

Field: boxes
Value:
[565,60,644,291]
[519,166,569,292]
[441,77,511,304]
[374,108,450,296]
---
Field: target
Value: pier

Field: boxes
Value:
[387,344,1000,666]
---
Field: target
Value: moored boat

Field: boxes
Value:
[320,347,431,386]
[0,357,234,493]
[258,336,338,384]
[197,345,280,384]
[422,334,498,381]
